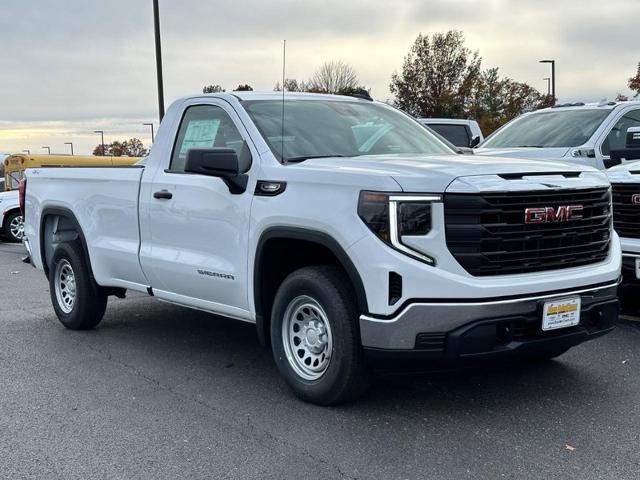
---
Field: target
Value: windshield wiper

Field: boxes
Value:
[285,154,347,164]
[513,145,545,148]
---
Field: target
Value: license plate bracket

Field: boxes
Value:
[542,296,581,331]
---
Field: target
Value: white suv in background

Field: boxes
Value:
[476,100,640,170]
[418,118,484,148]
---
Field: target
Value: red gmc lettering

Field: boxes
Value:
[524,205,583,223]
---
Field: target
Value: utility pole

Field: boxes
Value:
[543,77,551,96]
[539,60,556,104]
[153,0,165,121]
[144,122,155,143]
[94,130,105,155]
[42,146,51,155]
[64,142,74,155]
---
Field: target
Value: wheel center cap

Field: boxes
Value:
[303,321,326,353]
[306,329,319,345]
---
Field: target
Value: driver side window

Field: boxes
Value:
[602,109,640,156]
[170,105,245,172]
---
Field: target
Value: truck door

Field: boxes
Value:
[598,107,640,168]
[139,101,257,319]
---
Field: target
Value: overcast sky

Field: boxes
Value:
[1,0,638,155]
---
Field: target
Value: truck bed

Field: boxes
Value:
[25,166,148,288]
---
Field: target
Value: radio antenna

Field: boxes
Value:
[281,39,286,163]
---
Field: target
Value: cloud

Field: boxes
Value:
[0,0,638,153]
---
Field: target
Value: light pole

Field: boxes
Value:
[22,150,30,154]
[143,122,155,143]
[543,77,551,96]
[42,146,51,155]
[152,0,165,121]
[64,142,74,155]
[539,60,555,104]
[94,130,105,155]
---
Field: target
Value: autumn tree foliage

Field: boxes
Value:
[390,31,551,134]
[628,62,640,98]
[93,138,147,157]
[202,84,225,94]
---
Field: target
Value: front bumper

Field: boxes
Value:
[360,282,618,369]
[621,253,640,287]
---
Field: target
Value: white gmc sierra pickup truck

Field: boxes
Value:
[22,92,621,404]
[607,162,640,310]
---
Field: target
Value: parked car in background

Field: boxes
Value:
[24,92,620,405]
[475,100,640,170]
[418,118,483,148]
[0,189,21,242]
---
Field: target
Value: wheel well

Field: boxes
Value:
[40,210,84,278]
[254,230,368,346]
[2,207,21,229]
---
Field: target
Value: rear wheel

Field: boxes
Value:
[270,266,371,405]
[49,241,107,330]
[3,211,23,243]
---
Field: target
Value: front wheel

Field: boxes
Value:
[3,211,23,243]
[49,241,108,330]
[270,266,371,405]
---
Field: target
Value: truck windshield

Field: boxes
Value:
[243,99,454,162]
[481,108,612,148]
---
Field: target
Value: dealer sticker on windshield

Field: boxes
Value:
[542,296,581,331]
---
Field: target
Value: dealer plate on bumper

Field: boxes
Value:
[542,296,581,331]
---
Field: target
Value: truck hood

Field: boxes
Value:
[606,160,640,184]
[299,154,604,192]
[474,147,572,160]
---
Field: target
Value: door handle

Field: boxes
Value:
[153,190,173,200]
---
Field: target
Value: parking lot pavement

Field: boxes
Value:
[1,242,639,480]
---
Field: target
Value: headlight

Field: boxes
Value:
[358,192,440,265]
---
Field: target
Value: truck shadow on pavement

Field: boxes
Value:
[58,295,615,416]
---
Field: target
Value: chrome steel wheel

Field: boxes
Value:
[282,295,333,381]
[9,215,23,240]
[54,259,76,314]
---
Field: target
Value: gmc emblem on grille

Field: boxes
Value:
[632,194,640,204]
[524,205,584,224]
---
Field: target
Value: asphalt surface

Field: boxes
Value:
[1,242,639,479]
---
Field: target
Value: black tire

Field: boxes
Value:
[270,266,371,405]
[3,211,23,243]
[49,241,107,330]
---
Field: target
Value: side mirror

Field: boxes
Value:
[609,127,640,168]
[456,147,475,155]
[469,135,481,148]
[185,148,248,194]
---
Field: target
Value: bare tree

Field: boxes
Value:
[309,60,360,94]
